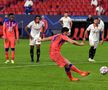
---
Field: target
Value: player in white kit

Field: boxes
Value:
[83,18,104,62]
[59,12,73,36]
[25,15,45,63]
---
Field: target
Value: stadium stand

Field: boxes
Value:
[72,28,79,40]
[105,30,108,41]
[0,0,107,15]
[0,17,3,37]
[0,0,107,40]
[79,28,85,40]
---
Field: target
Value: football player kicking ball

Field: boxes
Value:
[39,27,90,81]
[83,18,104,62]
[3,13,19,64]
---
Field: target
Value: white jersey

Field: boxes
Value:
[27,20,44,38]
[96,6,104,16]
[87,24,103,41]
[60,16,72,29]
[91,0,98,6]
[24,0,33,7]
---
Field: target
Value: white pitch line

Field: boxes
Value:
[0,63,56,69]
[0,60,108,69]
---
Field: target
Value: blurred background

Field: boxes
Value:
[0,0,108,40]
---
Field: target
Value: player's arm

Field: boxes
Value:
[83,29,88,42]
[3,22,7,41]
[60,21,63,25]
[69,18,73,28]
[15,23,19,42]
[100,23,105,45]
[59,18,63,26]
[70,21,73,28]
[67,38,84,46]
[25,26,33,39]
[40,25,45,38]
[40,37,51,42]
[100,30,104,45]
[45,20,48,30]
[83,25,91,42]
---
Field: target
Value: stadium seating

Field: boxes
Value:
[105,30,108,41]
[0,25,3,37]
[72,28,79,40]
[0,0,107,15]
[79,28,85,39]
[71,27,90,40]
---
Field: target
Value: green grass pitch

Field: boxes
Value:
[0,39,108,90]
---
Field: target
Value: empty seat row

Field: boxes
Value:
[0,0,108,15]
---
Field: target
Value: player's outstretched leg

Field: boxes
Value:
[30,46,34,62]
[4,48,9,64]
[70,64,90,77]
[64,64,79,81]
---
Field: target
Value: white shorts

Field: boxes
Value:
[89,38,99,49]
[29,37,41,45]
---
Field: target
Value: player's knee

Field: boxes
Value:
[90,46,95,50]
[64,66,70,72]
[65,64,70,68]
[5,48,9,52]
[30,47,34,53]
[30,46,34,49]
[36,44,40,48]
[11,48,15,51]
[69,64,73,68]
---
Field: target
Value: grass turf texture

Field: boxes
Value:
[0,39,108,90]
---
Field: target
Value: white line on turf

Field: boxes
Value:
[0,63,56,69]
[0,60,108,69]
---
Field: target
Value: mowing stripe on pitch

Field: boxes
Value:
[0,60,108,69]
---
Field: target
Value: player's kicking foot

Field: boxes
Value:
[4,60,10,64]
[11,60,14,64]
[88,58,95,62]
[80,71,90,77]
[70,77,79,81]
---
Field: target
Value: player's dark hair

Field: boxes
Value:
[34,15,41,20]
[8,13,14,17]
[61,27,69,33]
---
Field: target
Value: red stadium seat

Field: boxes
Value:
[85,31,89,39]
[0,25,3,37]
[79,28,85,39]
[105,30,108,41]
[0,0,107,15]
[72,28,79,40]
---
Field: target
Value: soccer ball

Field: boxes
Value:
[100,66,108,75]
